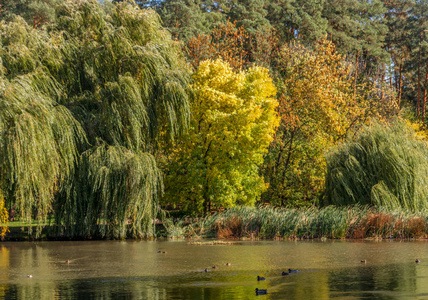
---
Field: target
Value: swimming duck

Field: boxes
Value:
[204,268,208,272]
[225,262,231,266]
[257,276,266,281]
[27,275,32,278]
[255,288,267,295]
[66,260,70,264]
[212,265,217,269]
[361,260,366,263]
[282,271,290,276]
[416,259,421,263]
[288,269,298,273]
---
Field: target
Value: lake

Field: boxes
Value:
[0,239,427,299]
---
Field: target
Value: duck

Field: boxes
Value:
[212,265,217,269]
[225,262,231,266]
[204,268,208,272]
[288,268,298,273]
[65,260,70,264]
[257,275,266,281]
[361,260,366,263]
[282,271,290,276]
[416,259,421,263]
[27,275,33,278]
[255,288,267,295]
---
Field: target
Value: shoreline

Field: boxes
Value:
[3,205,428,241]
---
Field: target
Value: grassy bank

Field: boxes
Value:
[163,205,428,240]
[3,205,428,241]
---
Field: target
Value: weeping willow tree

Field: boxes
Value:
[0,14,86,234]
[55,144,162,239]
[0,0,190,238]
[324,122,428,211]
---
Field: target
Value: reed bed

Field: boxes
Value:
[163,205,428,239]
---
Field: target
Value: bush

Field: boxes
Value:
[323,122,428,211]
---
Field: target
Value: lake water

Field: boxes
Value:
[0,239,427,299]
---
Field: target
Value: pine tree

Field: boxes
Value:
[323,0,389,91]
[0,0,60,27]
[155,0,226,41]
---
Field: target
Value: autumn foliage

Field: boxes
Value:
[263,40,395,207]
[163,59,279,214]
[185,20,280,70]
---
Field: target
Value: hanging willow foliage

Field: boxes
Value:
[0,70,86,232]
[54,0,190,145]
[324,122,428,211]
[50,0,190,238]
[0,16,85,235]
[0,0,190,238]
[55,144,162,239]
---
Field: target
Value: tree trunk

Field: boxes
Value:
[418,66,421,119]
[381,66,385,100]
[423,71,428,123]
[353,51,360,99]
[398,62,403,106]
[418,25,423,119]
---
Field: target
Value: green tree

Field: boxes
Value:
[266,0,329,42]
[226,0,271,34]
[154,0,226,41]
[0,17,86,232]
[0,0,60,27]
[163,59,279,214]
[52,0,190,238]
[406,0,428,120]
[323,0,389,94]
[324,121,428,211]
[0,0,190,238]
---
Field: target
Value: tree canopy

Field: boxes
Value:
[0,0,190,238]
[262,40,396,206]
[324,122,428,211]
[163,59,279,214]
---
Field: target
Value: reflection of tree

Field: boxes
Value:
[0,247,9,297]
[328,263,419,297]
[281,270,330,300]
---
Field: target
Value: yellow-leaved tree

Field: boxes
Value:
[163,59,279,214]
[0,190,9,239]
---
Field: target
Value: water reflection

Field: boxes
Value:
[0,240,427,299]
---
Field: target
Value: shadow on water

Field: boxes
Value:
[0,240,428,299]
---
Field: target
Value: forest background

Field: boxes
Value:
[0,0,428,240]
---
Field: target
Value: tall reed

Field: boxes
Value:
[170,205,428,239]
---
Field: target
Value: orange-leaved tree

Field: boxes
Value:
[185,20,280,70]
[262,39,396,207]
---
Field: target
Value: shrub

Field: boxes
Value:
[324,122,428,211]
